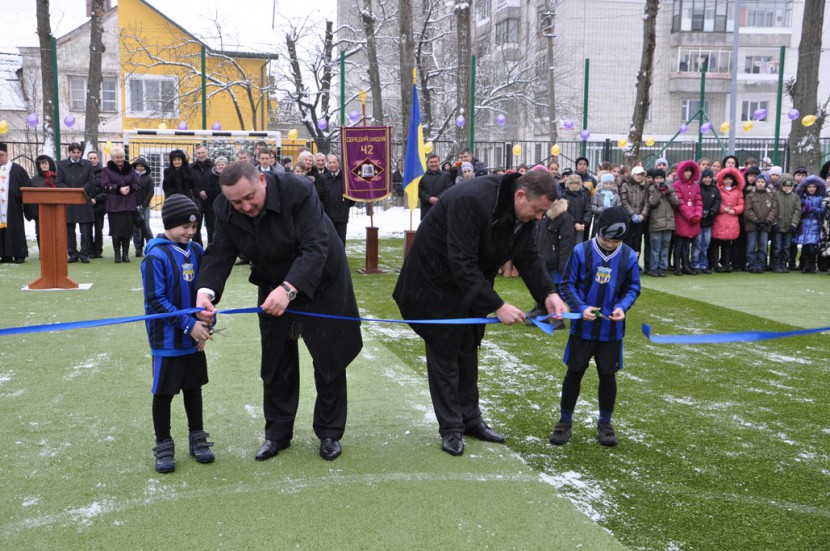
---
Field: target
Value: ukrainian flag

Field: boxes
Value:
[402,81,426,211]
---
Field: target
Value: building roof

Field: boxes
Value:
[141,0,279,60]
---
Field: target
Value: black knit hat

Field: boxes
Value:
[745,166,761,176]
[162,194,199,230]
[596,206,629,240]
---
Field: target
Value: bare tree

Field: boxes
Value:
[399,0,415,148]
[120,21,274,130]
[454,1,472,148]
[36,0,56,153]
[84,0,105,152]
[413,0,455,143]
[627,0,660,164]
[540,3,558,144]
[283,20,336,144]
[786,0,828,171]
[360,0,385,123]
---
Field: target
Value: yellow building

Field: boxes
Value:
[118,0,276,132]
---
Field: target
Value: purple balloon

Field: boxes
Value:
[752,108,768,121]
[178,121,188,130]
[579,129,590,141]
[496,114,506,125]
[317,119,328,130]
[700,121,713,133]
[64,114,75,128]
[679,123,689,134]
[456,115,465,128]
[211,121,221,130]
[26,113,39,127]
[563,119,574,130]
[348,110,360,123]
[787,108,800,121]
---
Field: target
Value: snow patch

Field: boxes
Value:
[540,470,611,522]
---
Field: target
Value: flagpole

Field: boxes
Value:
[356,89,383,274]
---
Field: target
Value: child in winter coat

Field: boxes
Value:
[795,176,827,273]
[743,176,778,273]
[591,173,621,237]
[532,198,576,331]
[646,168,680,276]
[671,160,703,275]
[691,168,721,273]
[771,174,800,272]
[712,168,745,272]
[620,166,650,269]
[563,174,592,243]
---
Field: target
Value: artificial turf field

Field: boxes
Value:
[1,237,828,550]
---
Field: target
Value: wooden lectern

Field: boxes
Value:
[21,187,87,290]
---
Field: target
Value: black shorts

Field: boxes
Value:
[563,335,623,375]
[151,352,208,395]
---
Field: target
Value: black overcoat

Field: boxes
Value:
[197,173,362,382]
[56,159,94,223]
[314,170,353,224]
[393,172,556,350]
[418,169,453,220]
[0,163,32,259]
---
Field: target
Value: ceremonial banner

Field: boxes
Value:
[342,126,391,201]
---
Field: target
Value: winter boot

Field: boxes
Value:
[113,238,122,263]
[549,421,572,445]
[121,239,131,263]
[597,423,618,447]
[152,439,175,473]
[188,430,215,464]
[672,248,683,276]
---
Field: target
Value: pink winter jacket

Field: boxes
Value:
[672,160,703,238]
[712,168,745,241]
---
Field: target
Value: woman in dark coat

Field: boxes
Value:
[102,147,140,263]
[162,149,195,200]
[29,154,58,246]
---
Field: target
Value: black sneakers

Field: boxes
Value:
[597,423,618,447]
[153,440,175,473]
[549,421,572,445]
[189,430,216,464]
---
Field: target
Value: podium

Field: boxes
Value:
[22,187,87,290]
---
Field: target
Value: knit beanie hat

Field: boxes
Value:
[655,157,669,167]
[745,166,761,176]
[769,166,783,176]
[701,168,714,179]
[596,206,629,240]
[461,162,474,172]
[162,194,199,229]
[792,166,808,176]
[600,173,616,184]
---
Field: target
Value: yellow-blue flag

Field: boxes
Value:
[402,83,426,211]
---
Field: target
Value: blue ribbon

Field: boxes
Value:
[642,323,830,344]
[0,306,580,337]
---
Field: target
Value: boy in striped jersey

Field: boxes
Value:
[550,206,641,447]
[142,194,215,472]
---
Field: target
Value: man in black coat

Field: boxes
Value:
[190,146,214,244]
[314,154,354,245]
[0,143,33,263]
[393,170,568,456]
[87,151,106,258]
[195,161,362,462]
[57,143,95,263]
[418,153,453,220]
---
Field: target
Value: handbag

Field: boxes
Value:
[133,208,145,228]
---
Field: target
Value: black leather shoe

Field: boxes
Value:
[319,438,342,461]
[80,257,90,264]
[442,432,464,456]
[255,439,290,461]
[465,422,505,443]
[68,256,79,263]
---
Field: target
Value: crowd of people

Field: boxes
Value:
[414,149,830,279]
[0,141,355,265]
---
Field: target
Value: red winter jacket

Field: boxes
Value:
[672,160,703,238]
[712,168,745,241]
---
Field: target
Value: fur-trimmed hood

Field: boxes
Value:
[716,167,745,191]
[545,197,569,219]
[796,175,827,198]
[676,160,701,186]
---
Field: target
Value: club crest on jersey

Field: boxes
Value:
[595,266,612,284]
[182,263,194,282]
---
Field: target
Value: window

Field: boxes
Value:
[744,55,778,74]
[68,76,118,112]
[535,54,547,74]
[495,18,519,44]
[127,75,178,117]
[677,48,731,73]
[673,0,735,33]
[477,0,491,20]
[742,100,768,121]
[744,2,792,28]
[681,99,710,122]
